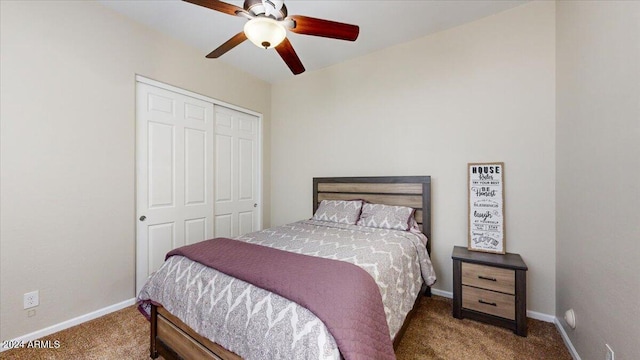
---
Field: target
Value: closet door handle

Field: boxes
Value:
[139,216,147,221]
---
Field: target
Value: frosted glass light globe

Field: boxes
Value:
[244,17,286,49]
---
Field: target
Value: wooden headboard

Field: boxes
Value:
[313,176,432,253]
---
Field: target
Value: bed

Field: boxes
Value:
[137,176,436,360]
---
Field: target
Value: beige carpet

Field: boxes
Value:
[1,296,571,360]
[394,296,572,360]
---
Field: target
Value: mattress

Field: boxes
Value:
[138,219,436,360]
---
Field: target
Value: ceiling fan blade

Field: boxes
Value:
[275,38,305,75]
[183,0,245,16]
[287,15,359,41]
[206,32,247,58]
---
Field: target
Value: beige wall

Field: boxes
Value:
[556,2,640,359]
[0,1,271,340]
[271,2,556,315]
[7,2,637,357]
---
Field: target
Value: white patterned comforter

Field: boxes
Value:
[137,220,436,360]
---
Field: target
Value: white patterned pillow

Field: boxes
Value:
[312,200,363,225]
[356,203,414,231]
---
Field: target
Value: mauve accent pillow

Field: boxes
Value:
[312,200,363,225]
[356,203,414,231]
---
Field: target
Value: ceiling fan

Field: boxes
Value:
[184,0,360,75]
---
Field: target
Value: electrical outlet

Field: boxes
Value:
[23,291,39,309]
[606,344,614,360]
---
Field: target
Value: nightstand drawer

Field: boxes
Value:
[462,285,515,320]
[462,262,515,294]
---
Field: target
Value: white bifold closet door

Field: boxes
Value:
[213,106,259,238]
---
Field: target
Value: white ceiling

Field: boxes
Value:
[98,0,527,83]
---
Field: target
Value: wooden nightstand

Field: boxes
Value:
[452,246,528,336]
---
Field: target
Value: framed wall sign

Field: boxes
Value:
[468,162,505,254]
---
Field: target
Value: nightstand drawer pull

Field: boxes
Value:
[478,275,497,281]
[478,299,497,307]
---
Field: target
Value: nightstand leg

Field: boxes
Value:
[452,259,462,318]
[515,270,527,336]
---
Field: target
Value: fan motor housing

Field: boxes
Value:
[244,0,288,20]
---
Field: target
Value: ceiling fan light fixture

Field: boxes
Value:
[243,17,286,49]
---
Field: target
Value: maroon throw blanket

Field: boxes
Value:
[166,238,395,360]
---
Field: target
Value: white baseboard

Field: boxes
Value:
[554,317,582,360]
[430,287,453,299]
[428,288,555,323]
[527,309,555,322]
[1,298,136,352]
